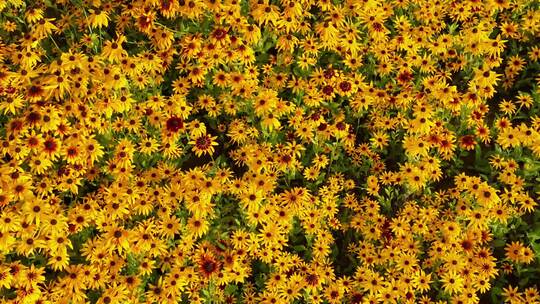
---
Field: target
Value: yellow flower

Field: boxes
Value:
[138,137,160,154]
[497,127,521,149]
[303,166,320,181]
[502,285,524,304]
[88,10,109,29]
[25,8,44,23]
[188,120,207,138]
[439,270,464,295]
[189,133,218,157]
[33,18,58,39]
[403,135,431,158]
[505,241,535,264]
[187,215,209,239]
[413,270,432,293]
[101,35,128,63]
[370,131,389,150]
[3,20,17,32]
[104,225,132,256]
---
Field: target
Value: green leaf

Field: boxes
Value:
[293,245,306,252]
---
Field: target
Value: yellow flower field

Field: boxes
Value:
[0,0,539,303]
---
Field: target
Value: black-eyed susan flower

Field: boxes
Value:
[189,133,218,157]
[88,9,109,29]
[0,0,537,302]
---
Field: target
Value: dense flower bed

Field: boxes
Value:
[0,0,539,303]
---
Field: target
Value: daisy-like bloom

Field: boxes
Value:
[25,8,44,23]
[502,285,524,304]
[165,116,184,133]
[497,127,521,149]
[196,250,222,279]
[524,287,540,303]
[3,20,16,32]
[413,269,432,293]
[0,0,539,302]
[370,131,389,150]
[138,137,160,154]
[104,226,132,256]
[0,94,25,115]
[189,133,218,157]
[101,35,128,63]
[459,134,477,150]
[188,119,207,138]
[505,241,535,264]
[439,270,464,295]
[33,18,58,39]
[88,9,110,29]
[303,166,320,181]
[186,215,209,239]
[47,252,70,271]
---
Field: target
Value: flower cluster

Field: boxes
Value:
[0,0,539,303]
